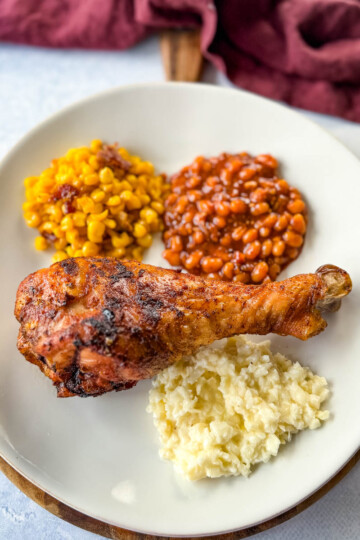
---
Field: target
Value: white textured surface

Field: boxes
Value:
[0,36,359,540]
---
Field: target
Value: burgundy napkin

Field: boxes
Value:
[2,0,360,121]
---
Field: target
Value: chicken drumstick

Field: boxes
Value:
[15,258,351,397]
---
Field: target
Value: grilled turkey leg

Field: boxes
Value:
[15,258,351,397]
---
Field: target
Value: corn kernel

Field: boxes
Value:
[89,156,100,170]
[99,167,114,184]
[84,173,99,186]
[89,209,108,221]
[136,233,153,248]
[24,212,41,228]
[54,226,65,238]
[92,203,104,214]
[72,212,86,227]
[88,221,105,243]
[104,218,117,229]
[40,221,54,233]
[48,205,63,222]
[34,236,48,251]
[82,241,99,257]
[118,180,132,191]
[133,222,147,238]
[54,238,67,250]
[119,190,133,202]
[78,197,95,214]
[82,164,94,176]
[66,230,79,245]
[151,201,164,214]
[52,251,68,263]
[111,247,126,258]
[90,139,102,152]
[102,183,114,193]
[91,188,106,202]
[22,202,37,212]
[106,195,121,207]
[111,232,132,248]
[139,194,151,206]
[60,215,74,231]
[131,247,144,261]
[24,176,38,188]
[140,207,158,224]
[74,249,83,257]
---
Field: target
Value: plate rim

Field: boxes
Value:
[1,81,360,536]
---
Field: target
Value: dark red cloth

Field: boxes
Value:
[2,0,360,121]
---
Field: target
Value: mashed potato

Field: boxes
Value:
[147,337,329,480]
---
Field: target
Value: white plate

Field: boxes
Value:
[0,83,359,537]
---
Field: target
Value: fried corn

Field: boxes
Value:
[23,141,170,263]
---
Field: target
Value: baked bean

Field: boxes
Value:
[183,209,195,223]
[287,199,305,214]
[250,188,267,203]
[234,272,250,283]
[269,263,281,280]
[220,233,232,247]
[242,228,258,243]
[283,231,303,247]
[227,158,243,173]
[251,202,270,216]
[291,213,306,234]
[259,227,270,237]
[193,212,207,227]
[213,216,227,228]
[234,251,246,265]
[206,176,218,188]
[232,226,247,241]
[274,215,288,231]
[207,272,221,280]
[276,179,289,193]
[244,180,258,191]
[178,223,193,236]
[287,247,300,259]
[166,193,178,206]
[164,152,307,284]
[215,201,231,216]
[185,251,203,270]
[290,188,301,199]
[174,195,188,214]
[240,168,256,180]
[197,200,213,214]
[251,261,269,283]
[186,176,202,189]
[201,256,223,273]
[263,213,278,228]
[170,235,183,252]
[272,240,285,257]
[163,249,180,266]
[187,190,202,202]
[244,240,261,260]
[193,230,205,244]
[255,154,278,169]
[220,168,233,183]
[222,262,235,279]
[230,199,247,213]
[261,239,273,257]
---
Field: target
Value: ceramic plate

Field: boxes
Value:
[0,83,359,537]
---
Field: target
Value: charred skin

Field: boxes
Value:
[15,258,352,398]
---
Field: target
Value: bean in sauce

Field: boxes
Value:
[163,153,307,284]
